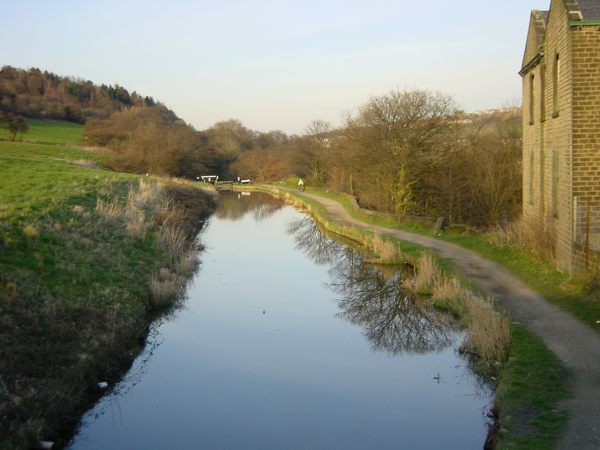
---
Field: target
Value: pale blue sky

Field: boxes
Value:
[1,0,547,133]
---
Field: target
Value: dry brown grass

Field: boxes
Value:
[127,179,163,211]
[72,205,86,215]
[488,216,555,264]
[22,224,39,240]
[414,254,441,293]
[155,200,189,231]
[96,198,122,220]
[157,267,172,281]
[175,249,199,277]
[0,278,17,303]
[430,273,511,364]
[156,226,188,264]
[431,276,463,306]
[462,293,511,363]
[149,273,184,306]
[367,235,404,263]
[124,207,148,236]
[71,159,99,169]
[96,179,204,308]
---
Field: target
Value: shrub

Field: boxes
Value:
[22,225,39,240]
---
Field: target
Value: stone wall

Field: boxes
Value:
[522,1,574,272]
[571,25,600,271]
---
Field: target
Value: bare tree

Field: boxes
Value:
[0,84,28,141]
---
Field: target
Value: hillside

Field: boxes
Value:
[0,66,157,123]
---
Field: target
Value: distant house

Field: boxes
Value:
[521,0,600,273]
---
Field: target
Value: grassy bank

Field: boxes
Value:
[247,184,570,450]
[0,122,214,449]
[494,325,570,449]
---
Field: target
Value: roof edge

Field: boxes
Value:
[521,10,549,72]
[520,52,544,76]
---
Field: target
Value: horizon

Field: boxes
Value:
[2,0,548,134]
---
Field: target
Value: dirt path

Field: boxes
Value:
[299,191,600,450]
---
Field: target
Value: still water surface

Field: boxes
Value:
[68,192,491,450]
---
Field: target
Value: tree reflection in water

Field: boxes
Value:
[287,215,350,265]
[289,216,460,355]
[215,192,285,222]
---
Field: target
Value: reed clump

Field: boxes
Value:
[22,224,39,240]
[427,264,511,364]
[431,276,463,311]
[488,217,555,264]
[462,293,511,363]
[149,270,185,306]
[96,179,206,309]
[414,253,442,294]
[366,235,405,264]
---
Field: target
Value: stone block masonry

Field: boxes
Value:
[521,1,600,274]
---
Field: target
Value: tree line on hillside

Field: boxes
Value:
[83,88,521,228]
[0,66,156,124]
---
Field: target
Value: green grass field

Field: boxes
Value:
[0,118,83,145]
[1,142,105,220]
[0,136,155,310]
[0,120,212,449]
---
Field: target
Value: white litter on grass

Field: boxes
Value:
[38,441,54,450]
[97,381,109,389]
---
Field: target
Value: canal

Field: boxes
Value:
[67,191,492,450]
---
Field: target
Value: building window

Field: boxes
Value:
[529,73,535,125]
[540,63,546,122]
[529,151,535,204]
[552,150,559,216]
[553,52,560,117]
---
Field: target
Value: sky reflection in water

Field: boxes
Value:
[68,192,491,450]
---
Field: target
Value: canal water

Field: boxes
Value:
[67,192,492,450]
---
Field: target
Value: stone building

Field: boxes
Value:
[521,0,600,273]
